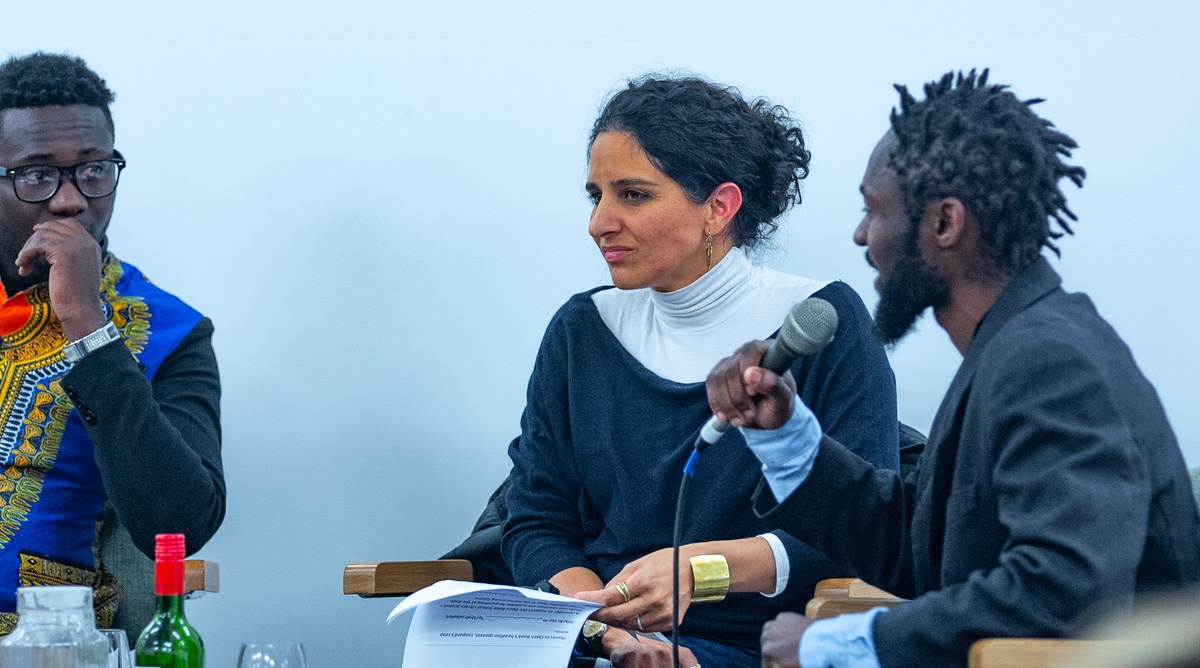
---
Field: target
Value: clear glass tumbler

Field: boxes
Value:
[0,585,109,668]
[99,628,132,668]
[237,642,307,668]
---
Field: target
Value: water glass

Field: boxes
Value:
[0,586,108,668]
[237,642,307,668]
[99,629,131,668]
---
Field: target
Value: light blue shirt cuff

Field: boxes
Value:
[798,607,886,668]
[739,401,822,501]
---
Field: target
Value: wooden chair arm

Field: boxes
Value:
[848,580,901,600]
[813,578,903,600]
[806,595,905,620]
[812,578,857,598]
[183,559,219,594]
[343,560,474,597]
[808,578,905,619]
[968,638,1133,668]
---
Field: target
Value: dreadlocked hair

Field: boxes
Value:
[0,52,116,132]
[888,69,1085,275]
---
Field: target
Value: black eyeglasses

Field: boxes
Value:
[1,151,126,203]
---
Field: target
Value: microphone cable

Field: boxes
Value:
[671,435,710,668]
[667,297,837,668]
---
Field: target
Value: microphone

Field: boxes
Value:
[674,298,839,665]
[694,297,839,450]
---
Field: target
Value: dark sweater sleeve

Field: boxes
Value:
[770,282,900,593]
[61,318,225,558]
[501,309,595,585]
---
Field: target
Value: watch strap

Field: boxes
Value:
[63,322,121,363]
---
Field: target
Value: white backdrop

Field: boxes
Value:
[3,1,1198,665]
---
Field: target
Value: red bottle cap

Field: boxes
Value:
[154,534,187,596]
[155,533,186,561]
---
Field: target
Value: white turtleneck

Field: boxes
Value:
[592,246,830,384]
[591,246,831,597]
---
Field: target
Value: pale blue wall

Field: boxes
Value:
[4,1,1197,665]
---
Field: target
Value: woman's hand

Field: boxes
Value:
[575,537,777,631]
[575,547,691,632]
[602,629,701,668]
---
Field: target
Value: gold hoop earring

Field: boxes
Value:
[705,234,713,269]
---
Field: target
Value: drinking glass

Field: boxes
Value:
[237,642,307,668]
[0,586,108,668]
[99,629,131,668]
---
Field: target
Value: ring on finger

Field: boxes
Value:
[636,613,644,631]
[615,581,631,603]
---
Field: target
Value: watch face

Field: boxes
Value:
[582,620,607,639]
[63,322,120,362]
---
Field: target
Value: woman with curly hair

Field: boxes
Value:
[502,74,899,668]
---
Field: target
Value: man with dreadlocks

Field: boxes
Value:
[705,70,1200,667]
[0,52,223,632]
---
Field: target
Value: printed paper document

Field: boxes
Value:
[387,580,602,667]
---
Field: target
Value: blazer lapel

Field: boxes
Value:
[915,351,976,591]
[912,257,1063,591]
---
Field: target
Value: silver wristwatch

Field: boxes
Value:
[62,322,121,363]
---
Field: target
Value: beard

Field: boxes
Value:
[873,241,950,346]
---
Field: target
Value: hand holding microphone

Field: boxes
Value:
[673,299,838,666]
[700,298,838,445]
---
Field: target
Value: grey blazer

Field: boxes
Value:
[754,257,1200,668]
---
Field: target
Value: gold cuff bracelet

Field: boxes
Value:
[689,554,730,603]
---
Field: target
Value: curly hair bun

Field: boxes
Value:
[591,74,811,248]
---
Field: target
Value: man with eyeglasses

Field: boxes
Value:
[0,52,224,632]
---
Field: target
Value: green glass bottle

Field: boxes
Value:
[135,533,205,667]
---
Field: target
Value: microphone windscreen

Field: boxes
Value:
[779,297,839,357]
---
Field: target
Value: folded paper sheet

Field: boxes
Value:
[387,580,603,667]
